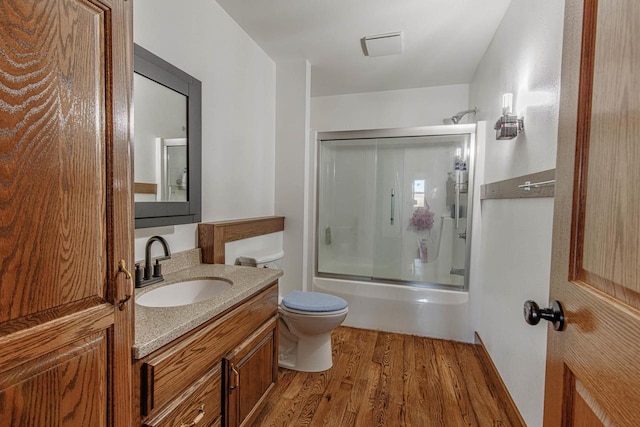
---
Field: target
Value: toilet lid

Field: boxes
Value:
[282,291,348,312]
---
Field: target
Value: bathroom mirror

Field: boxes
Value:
[134,44,202,228]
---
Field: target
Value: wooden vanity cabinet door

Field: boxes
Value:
[223,316,278,427]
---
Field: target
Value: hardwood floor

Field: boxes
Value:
[252,327,524,426]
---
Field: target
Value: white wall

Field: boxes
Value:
[311,84,469,131]
[274,60,311,296]
[133,0,276,260]
[468,1,565,426]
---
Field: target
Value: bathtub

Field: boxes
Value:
[313,277,472,343]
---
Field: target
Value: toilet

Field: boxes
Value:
[279,290,348,372]
[237,250,349,372]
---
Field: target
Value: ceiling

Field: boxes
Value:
[216,0,512,97]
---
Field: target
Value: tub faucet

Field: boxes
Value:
[135,236,172,288]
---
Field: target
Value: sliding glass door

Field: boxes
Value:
[317,131,472,288]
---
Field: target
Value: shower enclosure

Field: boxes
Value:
[316,125,475,289]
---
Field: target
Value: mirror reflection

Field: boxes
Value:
[161,138,187,201]
[133,43,201,229]
[133,73,188,202]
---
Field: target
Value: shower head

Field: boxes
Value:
[443,107,478,125]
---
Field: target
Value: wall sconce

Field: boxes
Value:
[494,93,524,140]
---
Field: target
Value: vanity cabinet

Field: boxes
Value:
[135,283,278,427]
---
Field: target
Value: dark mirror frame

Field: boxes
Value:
[134,44,202,228]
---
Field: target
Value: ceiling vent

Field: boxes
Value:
[362,31,404,57]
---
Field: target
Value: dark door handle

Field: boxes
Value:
[523,300,565,331]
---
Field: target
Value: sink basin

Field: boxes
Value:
[136,279,232,307]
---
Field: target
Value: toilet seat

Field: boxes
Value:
[282,290,348,312]
[280,305,349,317]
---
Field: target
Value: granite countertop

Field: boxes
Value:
[133,257,282,359]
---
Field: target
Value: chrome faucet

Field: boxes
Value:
[135,236,172,288]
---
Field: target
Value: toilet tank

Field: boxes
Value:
[235,249,284,269]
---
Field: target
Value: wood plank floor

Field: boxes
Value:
[252,326,524,427]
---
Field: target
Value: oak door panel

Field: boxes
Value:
[579,0,640,304]
[0,0,108,322]
[0,332,107,427]
[544,0,640,425]
[0,0,133,425]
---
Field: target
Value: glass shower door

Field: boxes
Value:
[317,132,472,289]
[371,144,404,281]
[317,139,377,277]
[381,136,470,286]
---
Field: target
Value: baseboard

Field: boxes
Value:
[474,332,527,427]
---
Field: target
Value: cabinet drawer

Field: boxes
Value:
[143,365,221,427]
[141,283,277,415]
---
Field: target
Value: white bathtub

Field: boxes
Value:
[313,277,472,343]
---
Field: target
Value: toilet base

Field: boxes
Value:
[278,352,297,370]
[278,331,333,372]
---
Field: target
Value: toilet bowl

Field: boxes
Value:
[278,291,348,372]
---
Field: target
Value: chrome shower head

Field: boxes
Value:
[443,107,478,125]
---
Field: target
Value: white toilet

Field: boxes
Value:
[236,250,349,372]
[279,290,348,372]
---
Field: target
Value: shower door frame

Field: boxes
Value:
[315,124,477,292]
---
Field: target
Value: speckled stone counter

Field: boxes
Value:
[133,256,282,359]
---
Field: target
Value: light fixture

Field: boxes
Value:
[362,31,403,57]
[494,93,524,140]
[502,93,513,114]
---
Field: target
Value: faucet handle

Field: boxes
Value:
[135,263,143,286]
[152,259,163,278]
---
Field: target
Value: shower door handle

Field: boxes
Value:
[390,189,395,225]
[455,175,460,229]
[455,185,460,229]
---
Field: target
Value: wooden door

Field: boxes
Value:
[0,0,133,426]
[544,0,640,425]
[224,317,278,427]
